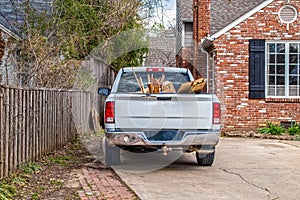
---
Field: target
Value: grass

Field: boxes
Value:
[0,182,17,200]
[48,155,75,166]
[50,179,63,186]
[0,162,42,200]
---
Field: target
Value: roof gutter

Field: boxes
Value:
[201,36,214,51]
[0,24,21,40]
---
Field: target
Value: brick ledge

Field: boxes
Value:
[265,98,300,103]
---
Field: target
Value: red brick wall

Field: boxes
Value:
[196,0,210,39]
[213,0,300,130]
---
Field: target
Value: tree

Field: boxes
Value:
[3,0,149,88]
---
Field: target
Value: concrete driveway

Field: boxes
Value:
[115,137,300,200]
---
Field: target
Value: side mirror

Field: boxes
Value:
[98,87,111,96]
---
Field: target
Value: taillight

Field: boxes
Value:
[213,103,221,124]
[105,101,115,123]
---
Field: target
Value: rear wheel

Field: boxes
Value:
[105,139,121,165]
[196,151,215,166]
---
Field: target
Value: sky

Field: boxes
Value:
[146,0,176,28]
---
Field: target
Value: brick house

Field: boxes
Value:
[184,0,300,130]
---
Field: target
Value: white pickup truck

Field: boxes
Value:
[98,67,221,166]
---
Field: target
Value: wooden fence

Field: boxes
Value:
[80,56,117,126]
[0,85,79,179]
[0,57,117,179]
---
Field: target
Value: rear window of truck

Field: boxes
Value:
[117,71,191,93]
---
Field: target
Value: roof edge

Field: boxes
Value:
[210,0,275,40]
[182,18,193,22]
[0,23,21,40]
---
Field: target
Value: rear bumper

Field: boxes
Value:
[105,130,220,147]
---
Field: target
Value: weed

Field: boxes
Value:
[50,180,63,186]
[20,163,42,174]
[94,129,105,136]
[49,155,75,166]
[0,182,16,199]
[32,192,39,200]
[12,176,27,186]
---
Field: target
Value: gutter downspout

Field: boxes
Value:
[201,36,214,93]
[212,50,216,94]
[200,46,209,92]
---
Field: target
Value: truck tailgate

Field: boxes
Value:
[114,93,213,130]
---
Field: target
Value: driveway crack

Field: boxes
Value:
[220,168,276,200]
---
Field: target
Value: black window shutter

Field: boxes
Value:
[249,39,266,99]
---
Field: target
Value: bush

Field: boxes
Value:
[288,123,300,135]
[258,122,286,135]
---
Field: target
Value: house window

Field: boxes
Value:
[182,22,193,47]
[266,42,300,97]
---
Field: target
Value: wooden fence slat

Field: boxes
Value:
[13,88,18,170]
[21,89,26,163]
[4,88,9,177]
[0,87,4,178]
[9,88,14,174]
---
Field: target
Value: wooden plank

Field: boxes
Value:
[13,88,18,170]
[0,86,4,178]
[57,92,61,148]
[36,90,40,160]
[25,90,31,162]
[47,91,51,153]
[21,89,26,163]
[17,89,22,165]
[9,88,14,174]
[52,90,56,151]
[34,90,38,161]
[4,87,9,177]
[41,90,45,156]
[30,89,34,162]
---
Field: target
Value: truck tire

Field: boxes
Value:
[196,151,215,166]
[105,139,121,165]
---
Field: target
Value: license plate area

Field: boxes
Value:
[144,130,184,141]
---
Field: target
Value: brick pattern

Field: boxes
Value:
[194,0,211,40]
[211,0,300,129]
[77,167,137,200]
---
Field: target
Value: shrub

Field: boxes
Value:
[258,122,286,135]
[288,123,300,135]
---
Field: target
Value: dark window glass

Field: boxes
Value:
[277,43,285,53]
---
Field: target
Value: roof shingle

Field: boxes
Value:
[210,0,265,34]
[0,0,52,36]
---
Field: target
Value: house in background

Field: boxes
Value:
[182,0,300,130]
[144,30,176,67]
[0,16,19,85]
[176,0,199,77]
[0,0,52,85]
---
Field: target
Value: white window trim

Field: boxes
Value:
[265,41,300,98]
